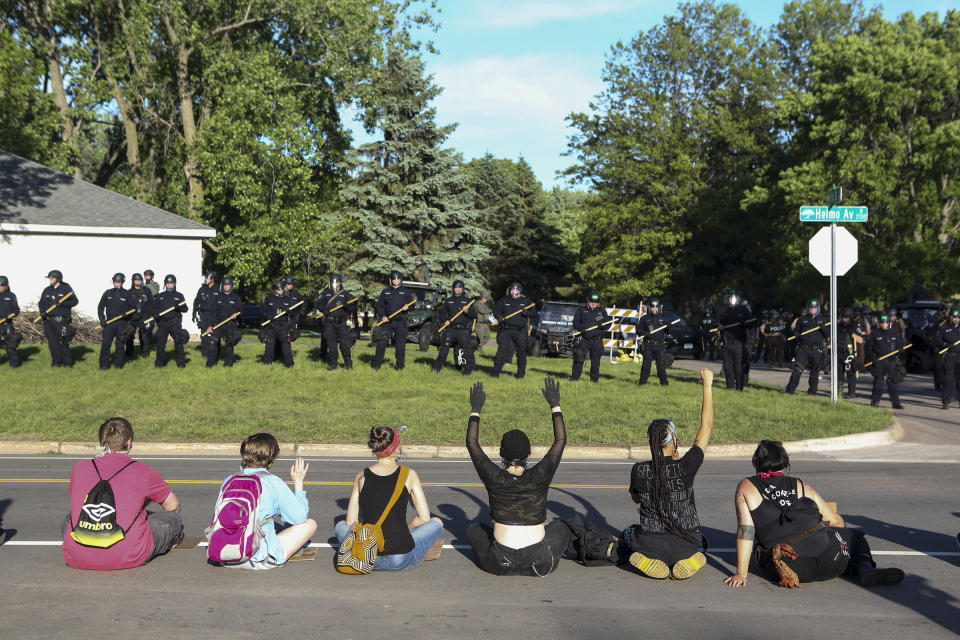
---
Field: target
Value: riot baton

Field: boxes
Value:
[202,312,240,336]
[709,318,757,333]
[142,301,188,325]
[375,300,415,327]
[260,299,305,327]
[864,343,912,368]
[438,299,476,333]
[33,290,74,323]
[0,312,15,325]
[105,308,136,325]
[571,318,615,337]
[938,338,960,356]
[495,303,536,325]
[315,297,358,319]
[787,321,832,342]
[644,318,682,336]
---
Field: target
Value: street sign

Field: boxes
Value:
[809,225,857,276]
[799,205,868,222]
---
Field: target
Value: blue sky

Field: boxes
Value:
[349,0,953,188]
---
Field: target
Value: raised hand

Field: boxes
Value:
[470,381,486,414]
[700,368,714,385]
[290,456,309,490]
[542,376,560,408]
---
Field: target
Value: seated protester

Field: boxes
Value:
[62,417,183,570]
[623,368,714,580]
[465,377,573,576]
[334,426,444,570]
[215,433,317,570]
[724,440,905,589]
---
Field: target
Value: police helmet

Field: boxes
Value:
[389,270,403,283]
[47,269,63,280]
[0,276,8,287]
[452,279,465,291]
[588,291,600,303]
[888,307,897,316]
[205,270,218,282]
[879,314,890,324]
[330,274,343,290]
[284,275,295,286]
[272,280,284,291]
[650,298,661,308]
[508,282,523,295]
[144,269,154,277]
[704,305,713,315]
[950,308,960,319]
[863,305,872,314]
[770,310,780,320]
[841,307,853,318]
[222,276,234,287]
[164,274,177,285]
[807,298,820,309]
[112,272,125,284]
[132,272,143,283]
[726,291,739,306]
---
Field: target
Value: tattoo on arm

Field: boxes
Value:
[736,525,755,541]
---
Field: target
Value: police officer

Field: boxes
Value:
[315,274,357,370]
[208,276,242,367]
[262,280,294,368]
[761,311,788,368]
[474,293,492,353]
[154,274,188,368]
[936,308,960,410]
[837,308,864,399]
[194,271,220,362]
[39,269,79,367]
[433,280,478,375]
[372,270,416,370]
[718,291,751,390]
[491,282,536,379]
[865,313,905,408]
[126,273,155,359]
[143,269,160,297]
[571,291,610,383]
[0,276,22,368]
[931,306,949,392]
[786,299,829,395]
[638,298,670,386]
[97,273,136,370]
[698,306,717,360]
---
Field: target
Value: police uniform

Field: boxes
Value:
[315,276,356,370]
[209,277,242,367]
[97,275,137,370]
[698,310,717,360]
[785,301,829,395]
[262,282,294,367]
[193,275,220,362]
[836,311,861,398]
[0,277,21,367]
[571,294,610,383]
[936,309,960,409]
[126,275,155,359]
[154,275,188,368]
[433,282,477,375]
[718,296,751,390]
[39,271,78,367]
[491,283,536,378]
[638,301,670,386]
[866,318,904,408]
[373,273,416,370]
[762,313,788,368]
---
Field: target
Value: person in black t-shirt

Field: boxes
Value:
[623,368,714,580]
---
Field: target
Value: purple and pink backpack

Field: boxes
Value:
[206,472,270,564]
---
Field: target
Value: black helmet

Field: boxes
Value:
[47,269,63,280]
[452,279,465,291]
[863,305,872,314]
[879,313,890,324]
[725,291,739,306]
[205,270,218,282]
[112,272,125,284]
[508,282,522,295]
[950,308,960,318]
[272,280,284,291]
[222,276,234,287]
[588,291,600,303]
[389,270,403,283]
[164,274,176,285]
[0,276,8,287]
[807,298,820,309]
[841,307,853,317]
[143,269,154,277]
[649,298,661,311]
[284,275,295,286]
[704,305,713,315]
[330,274,343,290]
[770,310,780,320]
[132,272,143,283]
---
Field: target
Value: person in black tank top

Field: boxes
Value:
[622,369,714,580]
[334,426,444,571]
[724,440,904,589]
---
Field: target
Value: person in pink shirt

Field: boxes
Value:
[62,417,183,570]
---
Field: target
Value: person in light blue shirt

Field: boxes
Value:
[220,433,317,570]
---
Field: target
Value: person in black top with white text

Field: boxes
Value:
[433,279,478,375]
[491,282,536,379]
[865,313,905,409]
[638,298,670,386]
[936,308,960,410]
[39,269,78,367]
[785,299,829,395]
[464,377,573,576]
[153,274,188,369]
[725,440,904,589]
[372,270,416,371]
[0,276,21,368]
[97,273,137,370]
[570,291,610,383]
[623,368,714,580]
[208,276,242,367]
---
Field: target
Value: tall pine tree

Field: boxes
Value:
[342,46,488,298]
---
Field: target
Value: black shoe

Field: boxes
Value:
[371,364,380,371]
[515,373,524,379]
[570,376,580,382]
[637,380,647,386]
[206,363,215,368]
[943,404,950,410]
[155,362,164,368]
[806,390,817,395]
[660,382,669,387]
[870,399,879,407]
[892,403,903,409]
[177,363,186,369]
[394,365,404,371]
[785,389,795,395]
[99,366,109,371]
[858,567,904,587]
[490,371,500,378]
[344,363,353,370]
[327,366,337,371]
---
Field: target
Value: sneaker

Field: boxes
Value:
[671,552,707,580]
[859,567,904,587]
[424,535,444,561]
[629,552,669,579]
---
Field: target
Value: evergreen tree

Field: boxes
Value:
[342,46,488,298]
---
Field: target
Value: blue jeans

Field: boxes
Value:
[334,518,443,571]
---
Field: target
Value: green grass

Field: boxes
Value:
[0,342,891,446]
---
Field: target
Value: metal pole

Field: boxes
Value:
[830,222,838,404]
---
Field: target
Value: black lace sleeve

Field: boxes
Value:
[543,411,566,468]
[466,415,500,479]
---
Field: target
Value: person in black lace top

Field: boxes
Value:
[724,440,904,589]
[464,377,573,576]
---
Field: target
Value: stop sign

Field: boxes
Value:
[809,226,858,276]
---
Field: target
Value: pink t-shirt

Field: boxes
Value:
[62,454,171,570]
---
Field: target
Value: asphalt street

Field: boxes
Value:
[1,454,958,639]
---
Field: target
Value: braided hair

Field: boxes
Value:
[647,419,690,540]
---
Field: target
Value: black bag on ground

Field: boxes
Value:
[562,515,620,567]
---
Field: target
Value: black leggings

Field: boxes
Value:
[758,527,874,583]
[621,525,702,566]
[466,521,573,577]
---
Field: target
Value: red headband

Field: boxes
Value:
[375,428,401,458]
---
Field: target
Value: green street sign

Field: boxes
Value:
[799,205,868,222]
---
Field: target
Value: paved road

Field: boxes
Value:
[1,455,958,638]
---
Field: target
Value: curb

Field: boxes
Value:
[0,419,904,459]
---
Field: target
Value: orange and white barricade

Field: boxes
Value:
[604,307,643,362]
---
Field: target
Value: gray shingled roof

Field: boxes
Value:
[0,150,214,233]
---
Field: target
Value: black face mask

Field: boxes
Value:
[501,458,528,470]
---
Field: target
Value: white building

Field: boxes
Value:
[0,150,216,334]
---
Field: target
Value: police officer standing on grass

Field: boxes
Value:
[207,276,242,367]
[491,282,536,379]
[316,273,356,371]
[474,293,492,354]
[866,313,904,409]
[718,291,750,390]
[932,306,949,392]
[570,291,610,383]
[154,274,188,368]
[638,298,670,386]
[698,306,717,360]
[194,271,220,362]
[936,308,960,410]
[761,311,787,368]
[786,299,829,395]
[97,273,136,370]
[837,307,864,399]
[282,275,305,342]
[143,269,160,297]
[433,279,478,375]
[261,280,294,368]
[126,273,155,360]
[372,270,416,371]
[39,269,78,367]
[0,276,22,368]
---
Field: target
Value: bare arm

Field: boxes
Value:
[406,469,432,528]
[723,479,755,587]
[160,490,180,513]
[693,368,715,453]
[345,470,363,526]
[802,483,845,527]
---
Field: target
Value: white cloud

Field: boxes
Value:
[462,0,648,29]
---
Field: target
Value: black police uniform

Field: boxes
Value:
[126,284,155,359]
[0,286,21,367]
[154,288,188,368]
[39,282,78,366]
[209,288,242,366]
[718,304,751,390]
[194,282,220,361]
[275,285,305,362]
[571,305,611,382]
[931,315,948,392]
[97,287,136,369]
[315,287,357,370]
[698,313,717,360]
[434,293,478,375]
[936,320,960,408]
[638,312,670,386]
[261,291,294,368]
[491,295,536,378]
[373,285,416,370]
[866,327,904,407]
[836,318,861,398]
[763,317,788,367]
[785,311,829,394]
